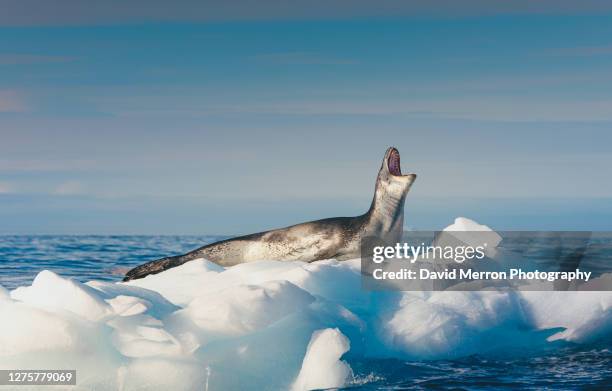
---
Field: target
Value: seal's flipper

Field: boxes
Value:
[123,256,183,281]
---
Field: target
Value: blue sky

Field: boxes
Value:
[1,3,612,234]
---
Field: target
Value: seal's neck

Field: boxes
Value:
[363,179,406,238]
[360,147,415,241]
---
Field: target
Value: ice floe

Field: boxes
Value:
[0,217,610,390]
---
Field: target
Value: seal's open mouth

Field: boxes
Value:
[388,148,402,176]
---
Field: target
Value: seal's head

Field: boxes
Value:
[377,147,417,198]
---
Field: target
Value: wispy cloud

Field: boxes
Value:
[0,182,15,194]
[543,45,612,57]
[251,52,357,65]
[53,181,85,195]
[0,90,27,112]
[0,159,96,172]
[0,53,75,65]
[0,180,90,197]
[103,97,612,122]
[3,0,612,26]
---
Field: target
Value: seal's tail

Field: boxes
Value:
[123,256,184,281]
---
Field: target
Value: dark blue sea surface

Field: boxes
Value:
[0,235,225,289]
[0,235,610,390]
[348,347,612,390]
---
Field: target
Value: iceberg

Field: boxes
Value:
[0,217,610,390]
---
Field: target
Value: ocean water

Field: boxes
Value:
[351,348,612,389]
[0,235,226,290]
[1,235,610,390]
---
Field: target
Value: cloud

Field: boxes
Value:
[209,98,612,122]
[251,52,357,65]
[0,182,15,194]
[1,0,612,26]
[0,90,27,113]
[543,45,612,57]
[0,53,75,65]
[53,181,85,195]
[102,94,612,122]
[0,159,96,172]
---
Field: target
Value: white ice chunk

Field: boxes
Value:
[443,217,502,248]
[10,270,112,321]
[124,259,224,306]
[176,280,314,336]
[0,285,9,300]
[292,328,354,391]
[520,291,612,343]
[0,301,91,355]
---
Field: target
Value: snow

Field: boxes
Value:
[0,216,610,390]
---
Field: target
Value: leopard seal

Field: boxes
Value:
[123,147,416,281]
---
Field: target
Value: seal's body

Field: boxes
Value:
[123,147,416,281]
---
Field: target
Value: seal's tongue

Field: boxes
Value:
[388,148,401,176]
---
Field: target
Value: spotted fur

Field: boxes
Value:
[123,147,416,281]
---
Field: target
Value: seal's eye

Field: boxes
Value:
[388,149,401,176]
